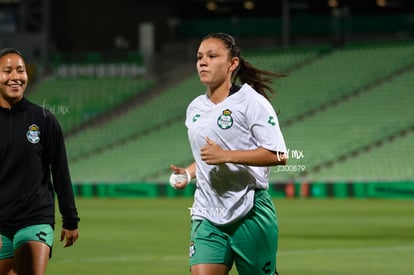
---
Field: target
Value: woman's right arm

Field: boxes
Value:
[170,162,196,189]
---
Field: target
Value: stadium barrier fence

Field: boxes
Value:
[71,181,414,199]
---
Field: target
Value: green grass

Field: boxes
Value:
[48,197,414,275]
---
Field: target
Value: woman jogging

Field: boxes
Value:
[169,33,288,275]
[0,48,80,275]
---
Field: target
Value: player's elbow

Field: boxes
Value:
[273,158,287,166]
[273,151,287,166]
[278,158,287,166]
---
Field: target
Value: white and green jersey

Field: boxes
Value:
[185,83,287,225]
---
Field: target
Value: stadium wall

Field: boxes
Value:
[72,181,414,199]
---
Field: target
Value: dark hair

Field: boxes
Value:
[201,33,287,100]
[0,48,24,59]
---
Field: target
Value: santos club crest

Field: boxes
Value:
[27,124,40,144]
[217,109,233,129]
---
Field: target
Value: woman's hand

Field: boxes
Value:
[169,165,191,189]
[200,137,227,165]
[61,228,79,248]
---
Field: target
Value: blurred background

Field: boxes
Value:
[1,0,413,198]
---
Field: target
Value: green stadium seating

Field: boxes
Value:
[307,131,414,182]
[27,77,155,132]
[273,41,414,122]
[69,121,192,183]
[65,76,202,161]
[269,66,414,182]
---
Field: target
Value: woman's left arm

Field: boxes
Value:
[201,137,286,166]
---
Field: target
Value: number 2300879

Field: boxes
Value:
[273,165,306,173]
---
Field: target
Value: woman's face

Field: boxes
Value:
[0,53,28,108]
[196,37,237,90]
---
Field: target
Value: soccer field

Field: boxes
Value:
[48,197,414,275]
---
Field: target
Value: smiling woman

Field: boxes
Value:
[0,48,27,107]
[0,48,80,275]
